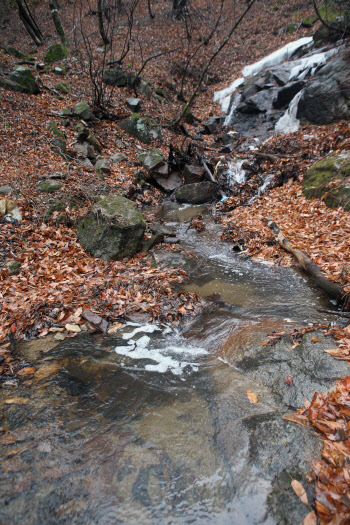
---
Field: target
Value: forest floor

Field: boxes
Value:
[1,0,350,522]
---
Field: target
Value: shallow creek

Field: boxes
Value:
[0,204,345,525]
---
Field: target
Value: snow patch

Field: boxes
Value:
[214,77,244,111]
[242,37,313,77]
[275,91,303,134]
[227,159,246,187]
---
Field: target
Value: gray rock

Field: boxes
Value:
[38,180,63,193]
[77,156,93,168]
[0,185,13,195]
[297,54,350,124]
[58,107,73,117]
[110,153,127,164]
[139,149,164,172]
[273,80,305,109]
[95,158,111,174]
[238,89,278,114]
[203,117,224,134]
[303,151,350,211]
[120,115,162,144]
[175,181,220,204]
[50,138,66,154]
[77,195,146,261]
[138,80,152,98]
[183,164,206,184]
[126,97,142,112]
[102,66,133,87]
[141,233,164,252]
[149,223,176,236]
[56,82,69,94]
[74,100,93,121]
[8,66,40,95]
[74,142,96,161]
[150,250,197,271]
[152,171,182,193]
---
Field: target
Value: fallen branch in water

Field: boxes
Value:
[263,218,342,301]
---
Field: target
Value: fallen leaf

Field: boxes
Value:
[247,390,258,403]
[5,397,29,405]
[285,375,293,385]
[65,323,81,333]
[17,366,36,376]
[107,322,123,334]
[310,336,321,343]
[291,479,308,505]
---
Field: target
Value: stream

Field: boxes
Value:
[1,203,347,525]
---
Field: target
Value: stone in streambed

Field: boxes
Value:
[77,195,146,261]
[175,181,220,204]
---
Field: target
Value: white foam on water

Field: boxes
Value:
[122,324,161,340]
[115,325,208,376]
[275,90,303,133]
[242,37,313,77]
[227,159,246,187]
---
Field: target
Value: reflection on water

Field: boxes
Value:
[0,204,337,524]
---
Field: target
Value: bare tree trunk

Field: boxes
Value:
[97,0,110,46]
[15,0,44,46]
[49,0,69,47]
[173,0,187,20]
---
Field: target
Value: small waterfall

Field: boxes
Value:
[224,93,242,126]
[248,174,274,204]
[275,91,302,134]
[227,160,246,189]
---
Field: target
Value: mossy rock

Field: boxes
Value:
[138,148,164,172]
[74,100,93,121]
[38,180,63,193]
[5,46,34,61]
[303,152,350,211]
[46,121,65,139]
[286,23,298,34]
[45,44,68,64]
[77,195,146,261]
[56,82,70,94]
[6,261,21,276]
[302,16,317,28]
[120,114,162,144]
[8,66,39,95]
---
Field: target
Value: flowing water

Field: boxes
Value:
[0,204,338,525]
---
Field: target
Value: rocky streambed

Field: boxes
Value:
[0,204,348,525]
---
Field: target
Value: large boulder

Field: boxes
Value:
[139,149,164,172]
[297,54,350,124]
[303,152,350,211]
[175,181,220,204]
[3,66,40,94]
[77,195,146,261]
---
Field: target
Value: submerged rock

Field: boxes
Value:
[175,181,220,204]
[303,151,350,211]
[77,195,146,261]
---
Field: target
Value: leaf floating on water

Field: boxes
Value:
[291,479,308,505]
[17,367,36,376]
[247,390,258,403]
[107,322,123,334]
[34,360,67,381]
[302,510,317,525]
[5,397,29,405]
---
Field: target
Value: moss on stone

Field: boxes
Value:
[38,180,63,193]
[46,121,65,139]
[56,82,70,94]
[9,66,39,95]
[5,46,34,61]
[303,153,350,211]
[45,44,68,64]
